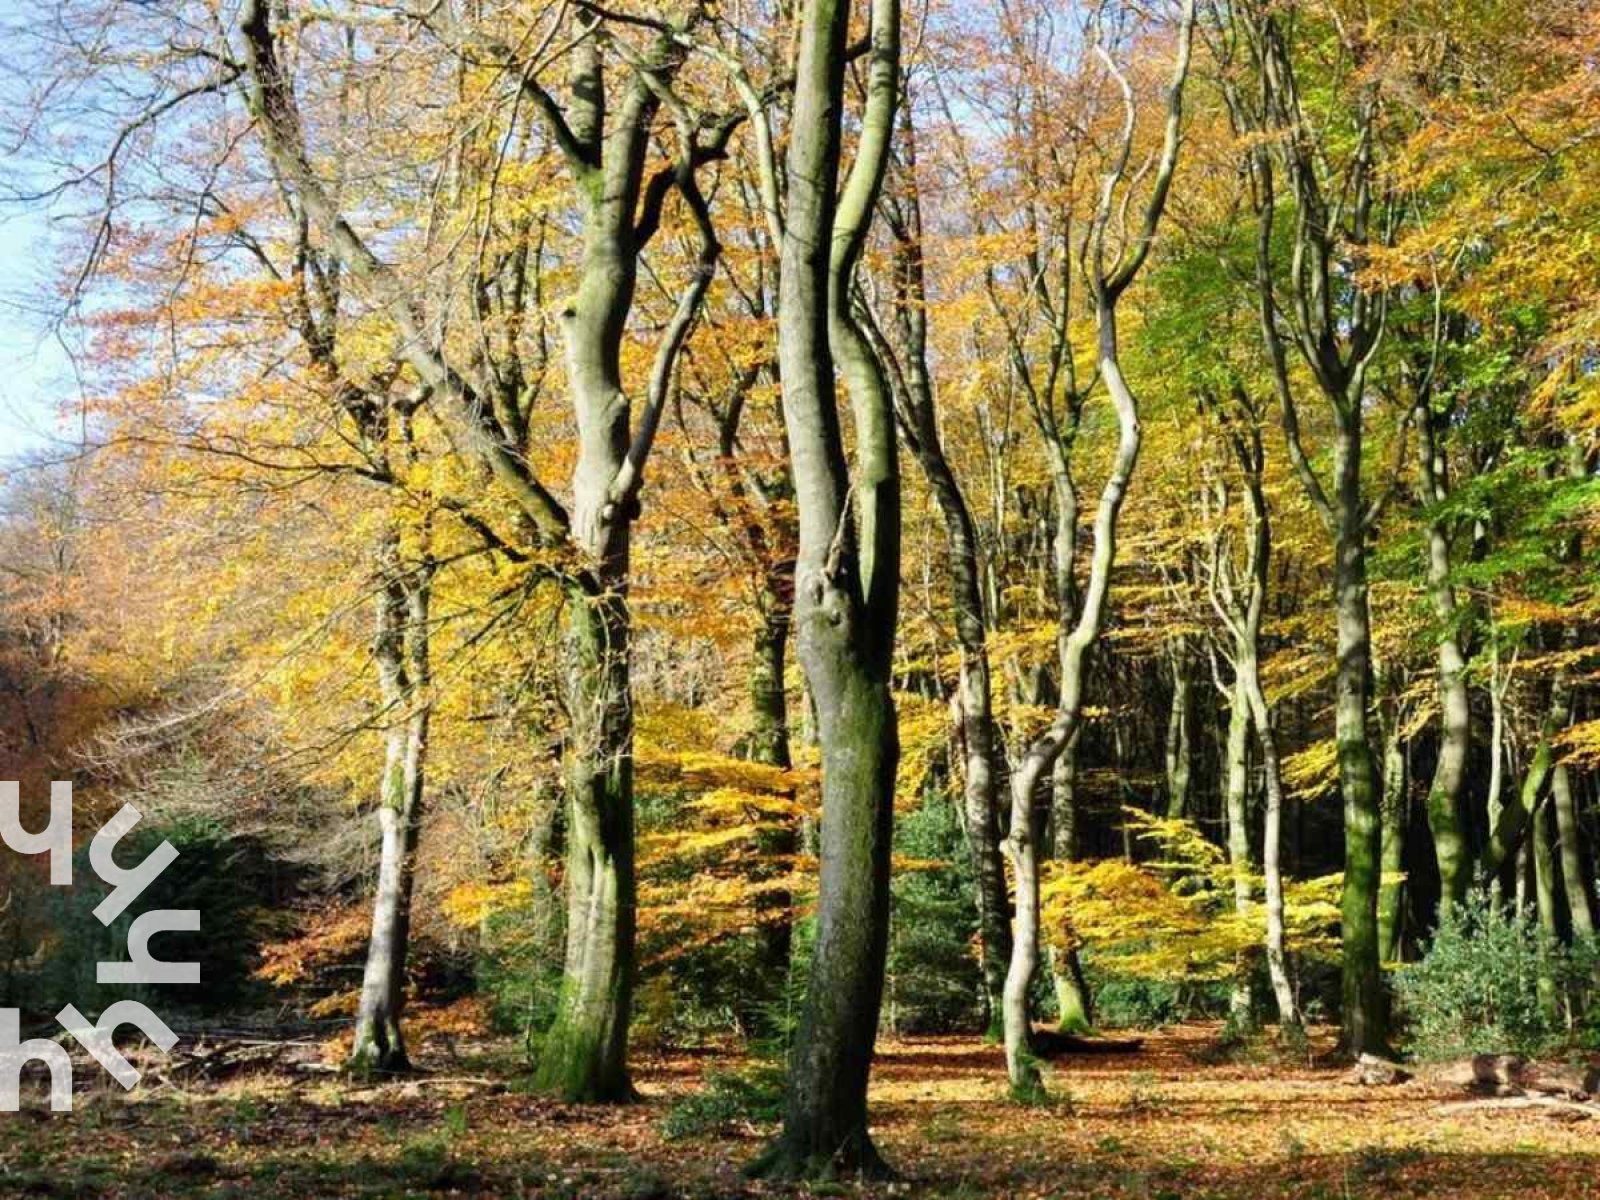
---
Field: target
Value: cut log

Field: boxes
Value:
[1348,1053,1411,1086]
[1428,1055,1599,1098]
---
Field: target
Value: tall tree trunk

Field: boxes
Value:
[536,108,648,1101]
[536,22,716,1100]
[1224,674,1255,1025]
[879,102,1011,1034]
[1417,400,1471,909]
[1552,764,1595,940]
[352,542,432,1074]
[745,600,797,1033]
[753,0,901,1176]
[1000,2,1196,1093]
[1532,800,1560,1023]
[1332,422,1387,1055]
[1165,638,1195,819]
[1376,727,1407,965]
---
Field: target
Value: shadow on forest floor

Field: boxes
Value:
[1,1023,1595,1199]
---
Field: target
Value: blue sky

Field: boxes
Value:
[0,189,81,465]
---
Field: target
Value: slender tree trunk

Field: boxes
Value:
[753,0,901,1176]
[882,132,1011,1028]
[746,601,797,1032]
[1552,764,1595,939]
[352,545,432,1074]
[1418,401,1471,909]
[1532,800,1560,1023]
[1376,730,1407,965]
[999,1,1196,1090]
[1249,688,1298,1030]
[1224,674,1255,1025]
[1332,423,1387,1055]
[1165,639,1195,819]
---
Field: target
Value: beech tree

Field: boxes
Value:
[746,0,902,1177]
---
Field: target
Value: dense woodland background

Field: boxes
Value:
[0,0,1597,1187]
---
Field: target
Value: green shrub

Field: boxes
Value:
[1393,891,1592,1061]
[885,779,983,1034]
[1085,968,1232,1029]
[28,814,269,1014]
[661,1064,785,1140]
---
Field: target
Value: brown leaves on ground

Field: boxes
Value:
[2,1023,1597,1199]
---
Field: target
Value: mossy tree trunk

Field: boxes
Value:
[1416,395,1470,910]
[750,0,901,1177]
[244,0,718,1100]
[1233,2,1393,1055]
[351,533,434,1075]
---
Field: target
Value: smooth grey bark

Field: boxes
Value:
[1376,710,1407,966]
[751,0,901,1177]
[999,2,1196,1094]
[352,539,433,1074]
[1164,638,1195,819]
[872,99,1011,1036]
[1205,406,1298,1030]
[1224,672,1255,1025]
[1552,764,1596,940]
[1416,395,1471,909]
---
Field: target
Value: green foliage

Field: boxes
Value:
[885,771,983,1034]
[1393,892,1594,1061]
[476,896,565,1048]
[28,814,269,1014]
[1086,970,1231,1029]
[661,1064,786,1140]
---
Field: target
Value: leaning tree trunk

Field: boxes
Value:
[352,544,432,1074]
[1002,316,1144,1097]
[999,0,1195,1093]
[752,0,901,1178]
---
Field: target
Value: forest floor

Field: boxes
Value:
[2,1022,1596,1199]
